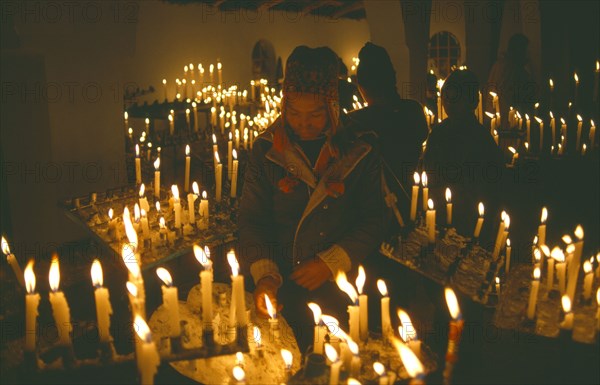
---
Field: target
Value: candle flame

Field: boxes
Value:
[233,149,238,160]
[156,267,173,287]
[91,259,103,287]
[373,362,385,376]
[124,111,128,120]
[421,172,427,187]
[478,202,484,217]
[533,235,538,245]
[192,182,199,195]
[168,114,173,122]
[535,116,542,124]
[541,245,551,257]
[485,111,495,119]
[495,277,500,285]
[525,113,529,120]
[171,185,180,201]
[139,184,145,197]
[202,191,208,200]
[562,235,573,244]
[232,366,245,381]
[541,207,547,223]
[574,225,584,240]
[154,157,160,170]
[574,73,579,83]
[49,254,60,292]
[348,338,359,355]
[253,326,262,346]
[550,111,554,119]
[215,152,221,164]
[445,187,452,203]
[307,302,322,325]
[560,118,566,125]
[356,265,366,294]
[533,248,541,262]
[159,217,166,228]
[583,261,592,274]
[533,266,541,280]
[325,343,339,362]
[336,271,358,303]
[413,172,420,185]
[121,244,140,277]
[126,281,138,297]
[427,199,434,210]
[551,247,565,263]
[347,379,361,385]
[193,244,211,268]
[25,260,36,294]
[227,249,239,276]
[392,337,424,378]
[133,315,152,343]
[445,287,461,320]
[503,213,510,229]
[185,144,190,156]
[264,294,276,319]
[281,349,293,368]
[155,201,160,212]
[321,315,341,336]
[235,351,244,366]
[123,209,138,251]
[506,238,511,249]
[134,203,140,222]
[549,79,554,87]
[0,236,10,255]
[561,295,572,313]
[135,144,140,157]
[508,146,516,154]
[566,244,575,255]
[398,309,418,342]
[489,91,497,98]
[377,279,388,296]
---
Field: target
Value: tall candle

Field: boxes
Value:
[230,150,239,198]
[445,188,453,226]
[552,247,567,295]
[421,172,428,212]
[188,182,199,224]
[590,120,596,148]
[154,158,160,198]
[336,272,360,342]
[550,112,556,148]
[355,266,368,341]
[377,279,392,339]
[582,261,593,300]
[443,287,464,385]
[48,255,72,346]
[492,211,507,259]
[227,250,247,327]
[537,207,547,246]
[535,117,544,152]
[133,316,160,385]
[172,185,182,229]
[91,260,112,343]
[184,145,191,193]
[473,202,485,239]
[410,172,420,221]
[426,199,436,243]
[156,268,181,337]
[168,114,174,135]
[24,260,40,352]
[217,61,223,86]
[308,303,325,354]
[325,344,341,385]
[124,111,128,133]
[576,115,583,151]
[505,238,512,273]
[560,118,567,149]
[135,144,141,185]
[194,245,213,330]
[227,133,233,180]
[525,114,531,144]
[1,237,25,287]
[560,295,574,330]
[215,152,222,202]
[199,191,209,230]
[566,226,584,300]
[546,252,555,291]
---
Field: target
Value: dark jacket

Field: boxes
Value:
[238,121,386,285]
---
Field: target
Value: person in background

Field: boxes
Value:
[238,45,385,353]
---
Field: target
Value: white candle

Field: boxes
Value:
[138,184,150,213]
[133,316,160,385]
[509,146,518,165]
[1,237,25,287]
[538,207,547,246]
[421,172,428,212]
[156,268,181,338]
[24,261,40,352]
[48,256,72,346]
[398,309,421,358]
[590,120,596,148]
[527,267,541,320]
[308,303,325,354]
[377,279,392,339]
[576,115,583,151]
[227,250,247,327]
[215,152,222,202]
[168,114,174,135]
[445,188,452,226]
[348,339,361,378]
[184,145,191,193]
[227,133,233,180]
[550,112,556,148]
[154,158,160,198]
[336,272,359,342]
[124,111,128,133]
[172,185,182,229]
[393,338,425,384]
[199,191,209,230]
[560,118,567,148]
[230,150,239,198]
[264,294,280,340]
[546,253,555,291]
[250,80,255,101]
[535,117,544,152]
[194,245,213,330]
[188,182,199,224]
[140,209,150,240]
[410,172,420,221]
[566,226,584,300]
[560,295,574,330]
[217,61,222,86]
[356,266,368,341]
[426,199,436,243]
[135,144,141,185]
[552,247,567,295]
[492,211,507,259]
[91,260,112,343]
[325,344,341,385]
[192,102,199,132]
[505,238,512,273]
[473,202,485,238]
[582,261,593,300]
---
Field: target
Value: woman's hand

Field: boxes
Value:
[254,276,282,318]
[290,258,332,291]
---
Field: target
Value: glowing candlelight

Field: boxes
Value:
[426,199,436,243]
[325,344,341,385]
[538,207,547,246]
[566,225,584,300]
[560,295,574,330]
[377,279,392,339]
[308,302,326,354]
[473,202,485,239]
[1,237,25,287]
[153,157,160,198]
[91,260,112,343]
[398,309,421,358]
[527,267,541,319]
[445,187,452,226]
[171,185,182,229]
[336,271,359,341]
[421,172,428,212]
[133,316,160,385]
[24,260,40,352]
[410,172,420,221]
[156,267,181,337]
[215,152,222,202]
[356,265,368,341]
[194,245,213,330]
[228,250,247,327]
[49,255,72,346]
[393,337,425,384]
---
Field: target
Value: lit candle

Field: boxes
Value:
[377,279,392,339]
[526,267,541,320]
[133,316,160,385]
[489,91,499,115]
[426,199,436,243]
[552,247,567,295]
[560,118,567,149]
[135,144,142,185]
[91,259,112,343]
[250,80,255,101]
[168,113,174,135]
[444,287,464,384]
[495,277,501,296]
[308,303,326,354]
[560,295,574,330]
[154,157,160,198]
[508,146,518,165]
[410,172,420,221]
[355,266,368,341]
[505,238,512,273]
[144,117,150,135]
[199,191,209,230]
[473,202,485,239]
[215,152,222,202]
[348,339,361,378]
[566,225,584,300]
[227,132,233,180]
[209,64,214,85]
[265,294,280,341]
[336,271,359,342]
[525,114,531,144]
[398,309,421,358]
[421,172,428,212]
[48,255,72,346]
[184,145,191,193]
[172,185,182,229]
[445,187,452,226]
[24,260,40,352]
[162,79,167,100]
[217,61,223,86]
[235,129,240,150]
[538,207,547,246]
[590,120,596,148]
[321,315,341,351]
[373,362,389,385]
[232,365,246,385]
[188,182,199,225]
[478,91,483,124]
[546,248,555,291]
[549,112,556,148]
[156,267,181,338]
[1,237,25,287]
[194,245,213,331]
[281,349,293,381]
[124,111,128,133]
[576,115,583,151]
[227,250,247,327]
[492,211,507,260]
[574,72,579,104]
[393,338,425,385]
[230,150,239,198]
[325,344,341,385]
[582,261,593,300]
[535,117,544,152]
[107,208,121,241]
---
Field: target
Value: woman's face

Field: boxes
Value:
[285,92,329,140]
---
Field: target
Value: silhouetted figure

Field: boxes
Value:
[423,69,504,236]
[487,33,537,129]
